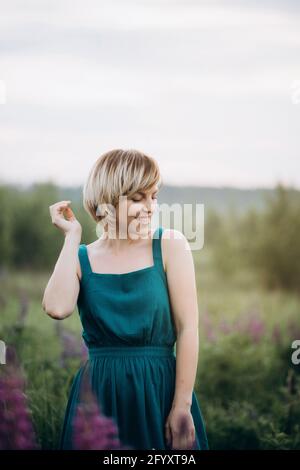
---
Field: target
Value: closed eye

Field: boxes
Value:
[132,194,158,202]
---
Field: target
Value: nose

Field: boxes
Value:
[140,209,151,217]
[142,198,153,213]
[139,207,152,218]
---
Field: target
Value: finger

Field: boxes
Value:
[173,431,191,450]
[180,434,189,450]
[64,207,74,215]
[190,437,197,450]
[57,202,71,212]
[64,207,75,220]
[183,427,195,450]
[56,207,72,220]
[171,429,180,450]
[190,429,196,449]
[52,200,71,208]
[51,206,71,224]
[50,202,70,215]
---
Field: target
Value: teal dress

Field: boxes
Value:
[60,226,209,450]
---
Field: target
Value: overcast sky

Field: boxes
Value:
[0,0,300,189]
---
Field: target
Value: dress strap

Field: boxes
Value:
[152,226,165,274]
[78,244,93,281]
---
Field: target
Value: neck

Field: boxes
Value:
[99,224,152,254]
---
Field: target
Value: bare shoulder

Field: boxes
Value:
[76,240,99,281]
[161,228,190,272]
[162,228,190,247]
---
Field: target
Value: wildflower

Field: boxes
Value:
[72,390,131,450]
[245,313,265,343]
[0,348,39,450]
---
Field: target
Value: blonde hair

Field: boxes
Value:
[83,148,162,223]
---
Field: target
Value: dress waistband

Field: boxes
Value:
[88,345,175,359]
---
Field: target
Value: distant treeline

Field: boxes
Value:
[0,182,299,293]
[205,184,300,293]
[0,182,95,270]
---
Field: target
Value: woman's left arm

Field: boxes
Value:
[162,229,200,450]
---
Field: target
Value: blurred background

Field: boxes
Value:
[1,0,300,450]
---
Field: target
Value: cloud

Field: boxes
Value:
[0,0,300,187]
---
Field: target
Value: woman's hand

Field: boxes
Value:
[49,200,82,237]
[165,405,196,450]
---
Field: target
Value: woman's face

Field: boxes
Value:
[117,185,159,238]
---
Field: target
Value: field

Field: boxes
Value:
[1,245,300,450]
[1,183,300,449]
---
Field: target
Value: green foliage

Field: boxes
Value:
[1,181,300,449]
[0,185,16,265]
[249,184,300,291]
[1,266,300,450]
[206,183,300,293]
[197,337,300,449]
[1,181,300,293]
[0,182,97,270]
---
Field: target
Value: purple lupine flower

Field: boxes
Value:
[233,311,265,343]
[245,314,266,343]
[0,356,39,450]
[72,390,132,450]
[218,319,232,335]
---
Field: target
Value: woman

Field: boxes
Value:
[42,148,209,450]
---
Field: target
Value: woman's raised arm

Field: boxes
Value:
[42,201,82,320]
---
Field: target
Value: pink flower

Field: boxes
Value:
[219,319,232,335]
[245,314,265,343]
[0,347,39,450]
[72,391,132,450]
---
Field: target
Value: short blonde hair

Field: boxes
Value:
[83,148,162,223]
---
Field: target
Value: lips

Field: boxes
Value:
[136,215,150,223]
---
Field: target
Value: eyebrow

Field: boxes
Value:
[136,189,159,196]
